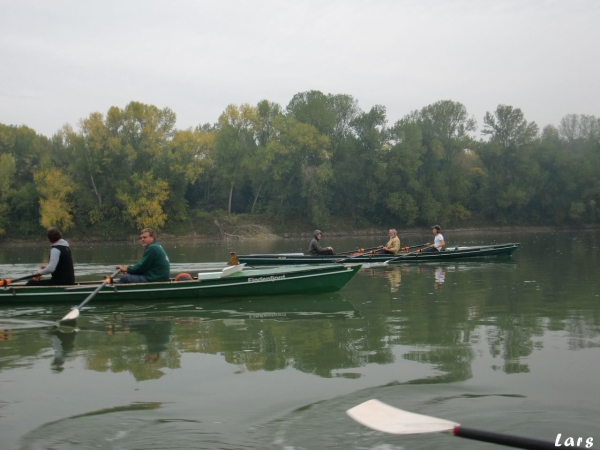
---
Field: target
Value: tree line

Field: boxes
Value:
[0,91,599,237]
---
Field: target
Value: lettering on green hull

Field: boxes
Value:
[248,275,286,283]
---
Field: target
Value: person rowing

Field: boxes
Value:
[420,225,445,253]
[378,229,401,254]
[116,228,170,283]
[308,230,334,255]
[27,227,75,286]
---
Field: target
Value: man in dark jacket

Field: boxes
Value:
[27,227,75,286]
[308,230,334,255]
[116,228,170,283]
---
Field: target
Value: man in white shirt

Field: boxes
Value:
[421,225,445,253]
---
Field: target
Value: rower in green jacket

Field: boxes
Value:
[116,228,170,283]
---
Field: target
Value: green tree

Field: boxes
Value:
[154,129,210,221]
[247,113,330,224]
[244,100,283,213]
[213,104,258,214]
[286,91,358,164]
[418,100,477,162]
[0,153,16,235]
[482,104,538,149]
[0,124,53,234]
[383,121,426,226]
[62,101,198,231]
[332,105,387,221]
[478,105,541,222]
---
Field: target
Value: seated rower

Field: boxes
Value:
[378,229,401,254]
[27,227,75,286]
[116,228,170,283]
[308,230,334,255]
[421,225,445,253]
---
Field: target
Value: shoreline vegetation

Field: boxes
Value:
[1,92,599,243]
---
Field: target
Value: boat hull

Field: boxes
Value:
[238,243,520,265]
[386,243,520,262]
[0,264,362,304]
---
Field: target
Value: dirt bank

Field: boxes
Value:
[2,224,597,247]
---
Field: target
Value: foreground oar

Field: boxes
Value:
[0,273,38,287]
[60,269,121,322]
[346,399,583,450]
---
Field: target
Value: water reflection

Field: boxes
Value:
[48,327,77,373]
[434,267,446,290]
[0,295,365,380]
[0,253,597,385]
[384,267,401,293]
[100,317,179,381]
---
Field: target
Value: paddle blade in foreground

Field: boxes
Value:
[60,269,121,322]
[61,307,81,322]
[347,400,577,450]
[346,399,457,434]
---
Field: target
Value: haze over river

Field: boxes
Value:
[0,230,598,449]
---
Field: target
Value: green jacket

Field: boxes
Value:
[127,241,170,282]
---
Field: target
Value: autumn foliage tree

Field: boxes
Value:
[34,167,75,230]
[0,95,598,238]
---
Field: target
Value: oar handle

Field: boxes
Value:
[455,426,583,450]
[0,273,38,287]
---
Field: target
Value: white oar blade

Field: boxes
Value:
[220,264,245,278]
[346,399,458,435]
[60,308,80,322]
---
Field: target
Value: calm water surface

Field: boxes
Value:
[0,231,599,449]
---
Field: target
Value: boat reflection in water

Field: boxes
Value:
[2,294,360,380]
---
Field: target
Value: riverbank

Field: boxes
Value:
[1,224,598,247]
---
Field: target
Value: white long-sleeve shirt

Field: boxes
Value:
[38,239,70,275]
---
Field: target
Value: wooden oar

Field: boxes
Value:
[385,244,430,263]
[347,399,584,450]
[335,244,428,263]
[335,245,392,262]
[400,243,428,252]
[0,273,38,287]
[59,269,121,322]
[337,246,379,256]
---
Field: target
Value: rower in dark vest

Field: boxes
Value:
[27,227,75,286]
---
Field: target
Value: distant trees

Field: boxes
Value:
[0,95,598,237]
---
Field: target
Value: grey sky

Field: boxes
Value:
[1,0,598,137]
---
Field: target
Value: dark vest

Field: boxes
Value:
[51,245,75,285]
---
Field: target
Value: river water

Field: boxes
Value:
[0,230,598,449]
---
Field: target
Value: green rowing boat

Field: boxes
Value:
[0,264,362,304]
[238,243,520,265]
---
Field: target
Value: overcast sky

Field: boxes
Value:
[1,0,598,137]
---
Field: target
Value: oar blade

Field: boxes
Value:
[346,400,458,435]
[60,308,80,322]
